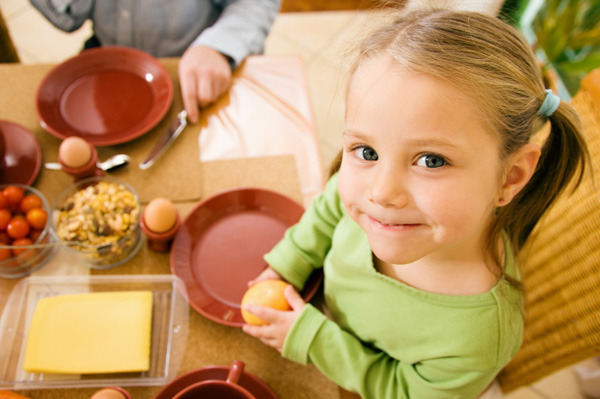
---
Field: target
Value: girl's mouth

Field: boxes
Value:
[368,216,421,230]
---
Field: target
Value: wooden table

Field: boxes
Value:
[0,56,335,399]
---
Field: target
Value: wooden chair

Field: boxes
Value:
[498,69,600,393]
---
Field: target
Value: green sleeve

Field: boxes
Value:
[264,175,345,289]
[284,306,497,399]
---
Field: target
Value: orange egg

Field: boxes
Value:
[143,198,177,233]
[58,137,92,168]
[90,388,128,399]
[241,279,291,325]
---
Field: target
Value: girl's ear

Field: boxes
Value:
[498,143,541,205]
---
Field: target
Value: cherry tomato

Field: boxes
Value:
[0,247,11,261]
[29,229,42,243]
[0,209,11,230]
[2,186,24,207]
[11,237,33,256]
[0,194,8,209]
[0,231,11,244]
[6,217,30,239]
[20,194,43,213]
[26,208,48,230]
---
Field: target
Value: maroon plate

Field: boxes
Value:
[171,188,322,327]
[36,46,173,146]
[0,120,42,185]
[153,365,278,399]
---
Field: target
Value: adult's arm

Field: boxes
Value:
[29,0,93,32]
[191,0,281,68]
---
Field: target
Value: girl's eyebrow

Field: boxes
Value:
[407,138,462,151]
[343,130,463,152]
[342,130,367,140]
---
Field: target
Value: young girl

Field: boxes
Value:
[243,8,589,399]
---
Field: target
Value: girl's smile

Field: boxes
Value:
[367,216,423,231]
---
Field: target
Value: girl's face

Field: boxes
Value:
[338,56,503,267]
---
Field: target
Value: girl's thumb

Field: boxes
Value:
[284,284,305,310]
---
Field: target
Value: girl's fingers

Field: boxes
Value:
[241,316,274,340]
[242,320,284,353]
[284,284,305,310]
[243,304,276,324]
[247,267,282,287]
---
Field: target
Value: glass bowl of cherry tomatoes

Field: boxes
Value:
[0,184,55,278]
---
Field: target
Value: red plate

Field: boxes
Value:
[0,120,42,185]
[153,365,278,399]
[36,46,173,146]
[171,188,322,327]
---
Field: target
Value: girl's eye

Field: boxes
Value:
[417,154,446,168]
[355,146,378,161]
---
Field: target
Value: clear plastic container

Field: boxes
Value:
[0,274,189,390]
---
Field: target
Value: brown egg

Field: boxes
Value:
[59,137,92,168]
[90,388,128,399]
[143,197,177,233]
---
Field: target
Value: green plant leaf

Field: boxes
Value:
[556,52,600,73]
[580,2,600,31]
[524,0,600,94]
[569,29,600,49]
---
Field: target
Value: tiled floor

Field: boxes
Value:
[1,1,596,398]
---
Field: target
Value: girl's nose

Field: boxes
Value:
[368,167,409,208]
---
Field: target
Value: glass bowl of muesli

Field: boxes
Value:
[51,176,142,269]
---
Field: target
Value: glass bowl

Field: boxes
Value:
[0,184,56,278]
[51,176,142,269]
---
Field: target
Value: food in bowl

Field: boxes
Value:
[52,177,141,269]
[0,185,55,278]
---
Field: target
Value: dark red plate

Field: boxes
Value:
[0,120,42,185]
[36,46,173,146]
[171,188,321,327]
[153,365,278,399]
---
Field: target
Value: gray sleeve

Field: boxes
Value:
[191,0,281,68]
[29,0,94,32]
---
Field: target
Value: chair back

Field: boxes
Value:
[498,70,600,392]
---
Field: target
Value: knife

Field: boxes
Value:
[139,109,188,170]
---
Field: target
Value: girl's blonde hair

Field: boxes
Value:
[331,8,589,278]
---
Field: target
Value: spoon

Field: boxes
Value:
[45,154,131,172]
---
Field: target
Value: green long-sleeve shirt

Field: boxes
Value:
[264,174,523,399]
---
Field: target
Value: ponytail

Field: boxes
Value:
[488,101,589,273]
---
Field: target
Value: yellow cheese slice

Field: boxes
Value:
[23,291,153,374]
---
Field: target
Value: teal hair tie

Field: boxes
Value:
[537,89,560,117]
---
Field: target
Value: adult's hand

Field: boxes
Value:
[178,45,232,123]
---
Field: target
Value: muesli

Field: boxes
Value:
[54,181,140,264]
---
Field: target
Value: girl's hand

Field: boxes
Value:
[242,285,306,353]
[247,266,282,287]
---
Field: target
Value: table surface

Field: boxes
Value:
[3,56,598,399]
[0,55,337,399]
